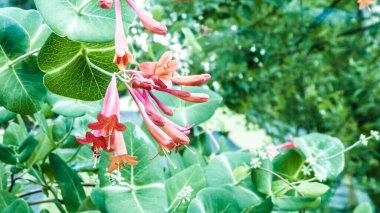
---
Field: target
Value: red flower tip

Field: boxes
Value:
[99,0,113,9]
[114,51,134,70]
[170,74,211,86]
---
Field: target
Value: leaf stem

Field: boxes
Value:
[28,198,63,206]
[76,0,92,14]
[320,136,372,161]
[8,48,40,66]
[258,167,304,196]
[86,56,130,83]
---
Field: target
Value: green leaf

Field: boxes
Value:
[26,132,55,169]
[294,133,344,181]
[205,152,262,209]
[0,7,52,50]
[38,34,118,101]
[153,86,222,126]
[353,203,373,213]
[0,163,8,190]
[272,196,321,211]
[187,187,240,213]
[182,146,207,168]
[94,122,167,213]
[34,0,134,42]
[0,190,18,211]
[273,149,304,180]
[3,123,27,146]
[17,136,39,163]
[49,153,86,212]
[0,107,16,124]
[165,164,207,212]
[0,15,46,114]
[296,182,329,197]
[0,144,17,164]
[34,111,53,141]
[242,198,273,213]
[2,199,30,213]
[251,158,272,195]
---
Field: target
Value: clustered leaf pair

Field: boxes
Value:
[75,0,212,172]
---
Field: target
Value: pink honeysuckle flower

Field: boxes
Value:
[139,51,211,88]
[99,0,113,9]
[128,87,177,153]
[107,131,138,172]
[76,74,137,170]
[125,0,168,35]
[114,0,134,70]
[86,74,126,150]
[358,0,374,9]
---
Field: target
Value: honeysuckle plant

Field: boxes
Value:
[0,0,377,212]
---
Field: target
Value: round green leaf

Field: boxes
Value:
[38,34,118,101]
[34,0,135,42]
[0,190,18,211]
[251,157,272,195]
[353,203,373,213]
[273,149,304,180]
[294,133,344,181]
[165,164,207,212]
[187,187,240,213]
[295,182,329,197]
[152,86,222,126]
[0,15,46,114]
[94,122,167,213]
[0,7,52,50]
[2,199,30,213]
[205,152,262,209]
[272,196,321,211]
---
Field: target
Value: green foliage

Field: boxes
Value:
[38,34,118,101]
[0,15,46,114]
[49,153,86,211]
[187,187,240,213]
[295,133,345,181]
[34,0,134,42]
[0,1,374,212]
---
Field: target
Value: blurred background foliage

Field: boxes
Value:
[1,0,380,211]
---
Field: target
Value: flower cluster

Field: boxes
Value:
[76,74,137,173]
[76,0,212,173]
[127,51,211,154]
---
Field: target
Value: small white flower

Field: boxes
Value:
[258,150,268,160]
[301,166,312,176]
[178,186,194,203]
[305,156,317,166]
[250,158,262,169]
[370,130,379,140]
[104,169,127,186]
[359,134,369,146]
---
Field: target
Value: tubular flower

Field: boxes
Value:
[139,51,211,89]
[76,74,137,171]
[125,0,168,35]
[99,0,113,9]
[107,131,138,172]
[358,0,374,9]
[114,0,134,70]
